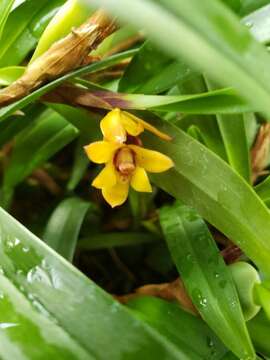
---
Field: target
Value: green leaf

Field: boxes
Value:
[177,114,228,161]
[67,136,89,191]
[120,87,250,114]
[253,283,270,320]
[31,0,94,61]
[239,0,270,16]
[255,175,270,202]
[44,197,91,261]
[216,113,251,182]
[206,79,251,182]
[176,74,228,161]
[78,232,160,250]
[0,49,138,124]
[142,118,270,276]
[128,296,231,360]
[48,103,100,139]
[0,104,45,148]
[88,0,270,117]
[2,109,78,205]
[0,206,192,359]
[0,0,65,67]
[0,66,25,86]
[0,0,15,40]
[119,40,195,94]
[159,202,254,359]
[248,311,270,357]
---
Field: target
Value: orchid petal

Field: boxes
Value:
[130,145,174,173]
[131,167,152,192]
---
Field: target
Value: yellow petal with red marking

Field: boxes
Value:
[123,111,172,141]
[92,161,117,189]
[100,108,126,143]
[130,145,174,173]
[131,167,152,192]
[102,180,129,208]
[120,112,144,137]
[84,141,120,164]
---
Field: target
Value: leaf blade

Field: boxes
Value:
[160,202,254,359]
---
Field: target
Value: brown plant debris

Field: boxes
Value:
[0,10,117,107]
[251,123,270,183]
[116,278,197,314]
[221,244,242,264]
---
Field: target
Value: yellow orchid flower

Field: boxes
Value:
[84,140,174,207]
[100,108,172,143]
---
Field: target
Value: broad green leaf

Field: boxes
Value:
[0,66,24,86]
[0,206,196,359]
[0,272,93,360]
[2,109,78,205]
[119,40,195,94]
[142,118,270,276]
[128,296,230,360]
[88,0,270,117]
[31,0,94,61]
[0,49,138,124]
[0,0,65,66]
[44,197,91,261]
[248,311,270,357]
[160,202,254,359]
[78,232,160,250]
[0,0,15,40]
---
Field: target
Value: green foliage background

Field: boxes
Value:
[0,0,270,359]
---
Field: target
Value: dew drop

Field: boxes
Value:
[22,246,30,253]
[206,336,214,348]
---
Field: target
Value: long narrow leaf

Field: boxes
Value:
[160,202,254,359]
[0,0,15,40]
[44,197,92,261]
